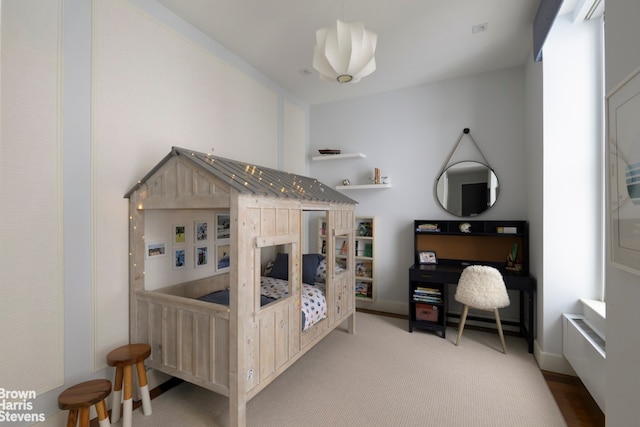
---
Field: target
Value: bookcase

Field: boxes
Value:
[318,216,376,301]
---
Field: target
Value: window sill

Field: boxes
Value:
[580,298,605,338]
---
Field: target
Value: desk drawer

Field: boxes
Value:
[410,269,446,283]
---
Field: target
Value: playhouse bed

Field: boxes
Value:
[126,148,357,427]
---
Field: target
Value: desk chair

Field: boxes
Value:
[455,265,510,353]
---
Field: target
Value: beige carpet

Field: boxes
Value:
[123,312,566,426]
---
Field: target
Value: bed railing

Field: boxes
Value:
[135,290,231,396]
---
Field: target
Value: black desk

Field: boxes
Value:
[409,263,535,353]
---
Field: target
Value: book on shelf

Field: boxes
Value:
[417,223,440,232]
[355,282,370,297]
[413,294,440,301]
[364,243,373,257]
[413,286,442,303]
[414,291,441,298]
[415,287,440,294]
[355,262,372,277]
[413,294,441,300]
[413,295,442,303]
[357,222,372,237]
[414,298,442,304]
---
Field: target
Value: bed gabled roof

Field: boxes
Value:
[125,147,356,204]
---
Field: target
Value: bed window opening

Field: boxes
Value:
[258,243,295,310]
[257,226,331,331]
[334,231,350,274]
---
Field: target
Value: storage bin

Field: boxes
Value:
[416,303,438,322]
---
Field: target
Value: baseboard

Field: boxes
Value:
[356,299,407,316]
[533,339,576,375]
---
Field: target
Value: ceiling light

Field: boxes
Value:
[312,20,377,84]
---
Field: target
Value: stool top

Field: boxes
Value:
[107,343,151,366]
[58,379,112,410]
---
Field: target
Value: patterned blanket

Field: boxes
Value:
[260,276,327,331]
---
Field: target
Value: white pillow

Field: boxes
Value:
[315,258,345,283]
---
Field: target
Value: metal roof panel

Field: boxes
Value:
[125,147,357,205]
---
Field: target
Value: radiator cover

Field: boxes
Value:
[562,314,605,412]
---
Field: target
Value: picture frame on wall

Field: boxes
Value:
[195,245,208,268]
[419,250,437,264]
[216,243,230,271]
[173,248,186,270]
[607,65,640,276]
[216,213,230,240]
[173,224,186,245]
[195,221,208,242]
[146,241,166,259]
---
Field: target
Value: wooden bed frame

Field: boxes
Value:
[125,148,357,426]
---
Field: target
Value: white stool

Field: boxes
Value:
[106,343,152,427]
[58,379,112,427]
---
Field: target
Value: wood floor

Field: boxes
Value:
[543,371,605,427]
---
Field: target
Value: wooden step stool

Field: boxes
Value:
[106,343,152,427]
[58,379,112,427]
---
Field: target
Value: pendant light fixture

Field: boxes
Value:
[312,19,377,83]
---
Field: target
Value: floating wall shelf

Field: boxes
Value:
[336,184,392,190]
[311,152,366,161]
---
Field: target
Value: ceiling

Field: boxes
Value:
[155,0,542,106]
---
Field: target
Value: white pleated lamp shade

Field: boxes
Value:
[313,20,377,83]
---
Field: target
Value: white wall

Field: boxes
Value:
[310,67,528,315]
[0,0,64,397]
[92,0,283,366]
[604,0,640,425]
[0,0,308,424]
[534,14,604,372]
[524,35,544,352]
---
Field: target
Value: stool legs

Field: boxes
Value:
[123,364,133,427]
[111,366,123,424]
[66,409,78,427]
[95,398,110,427]
[494,308,507,354]
[111,361,151,427]
[456,304,469,346]
[455,305,508,354]
[136,360,152,416]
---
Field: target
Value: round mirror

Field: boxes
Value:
[435,161,499,217]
